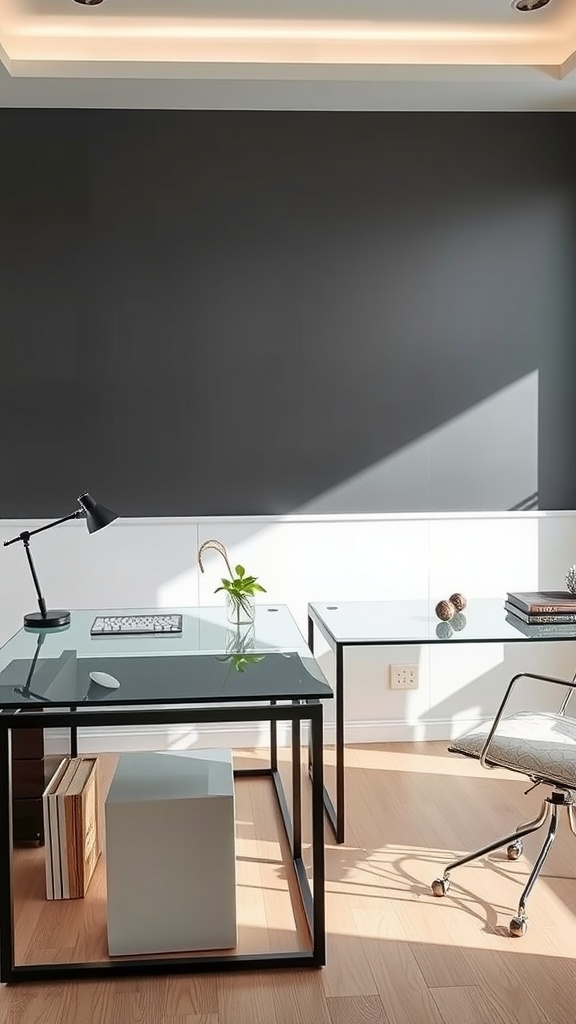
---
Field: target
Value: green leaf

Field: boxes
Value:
[210,559,266,600]
[215,579,235,595]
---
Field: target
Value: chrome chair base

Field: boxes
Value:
[432,788,576,936]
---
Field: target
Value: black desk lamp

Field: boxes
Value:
[4,492,118,629]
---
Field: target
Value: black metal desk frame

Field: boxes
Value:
[0,699,325,983]
[308,611,346,844]
[308,598,576,845]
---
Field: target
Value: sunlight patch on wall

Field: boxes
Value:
[297,371,538,514]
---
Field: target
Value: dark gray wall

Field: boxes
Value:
[1,110,575,518]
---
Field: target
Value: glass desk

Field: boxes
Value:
[308,598,576,843]
[0,605,333,983]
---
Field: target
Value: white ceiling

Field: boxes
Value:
[1,0,576,110]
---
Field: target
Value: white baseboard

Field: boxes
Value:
[44,717,487,754]
[343,717,487,744]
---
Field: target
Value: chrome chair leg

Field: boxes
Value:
[510,801,560,936]
[431,799,550,897]
[567,800,576,838]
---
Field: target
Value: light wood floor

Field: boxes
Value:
[3,741,576,1023]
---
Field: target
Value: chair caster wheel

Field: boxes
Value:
[507,841,523,860]
[432,877,450,897]
[509,916,527,937]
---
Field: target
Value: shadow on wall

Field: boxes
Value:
[296,372,538,515]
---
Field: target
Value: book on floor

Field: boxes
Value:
[42,758,72,901]
[42,756,101,900]
[506,591,576,615]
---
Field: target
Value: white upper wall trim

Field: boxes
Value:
[2,511,576,530]
[1,59,576,110]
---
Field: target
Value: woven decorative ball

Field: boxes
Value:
[566,565,576,596]
[449,592,467,612]
[435,599,455,621]
[435,621,454,639]
[451,612,467,632]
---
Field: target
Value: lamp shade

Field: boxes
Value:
[77,492,118,534]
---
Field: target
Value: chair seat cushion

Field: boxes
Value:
[450,712,576,788]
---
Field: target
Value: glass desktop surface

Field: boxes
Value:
[0,605,331,709]
[309,599,576,645]
[0,605,307,661]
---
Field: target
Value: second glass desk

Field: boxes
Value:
[308,598,576,843]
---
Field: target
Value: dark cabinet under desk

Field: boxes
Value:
[12,723,46,846]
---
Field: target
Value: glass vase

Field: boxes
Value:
[226,592,255,627]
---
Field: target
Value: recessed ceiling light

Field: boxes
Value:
[512,0,552,10]
[72,0,106,6]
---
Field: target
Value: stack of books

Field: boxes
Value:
[505,591,576,637]
[42,756,101,900]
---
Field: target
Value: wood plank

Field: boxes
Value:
[248,771,309,953]
[232,768,270,955]
[321,890,379,998]
[270,969,332,1024]
[353,905,446,1024]
[157,975,219,1020]
[161,1017,218,1024]
[217,972,278,1024]
[327,995,390,1024]
[429,985,513,1024]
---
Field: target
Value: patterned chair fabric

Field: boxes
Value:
[450,711,576,789]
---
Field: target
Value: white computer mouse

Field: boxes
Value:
[89,670,121,690]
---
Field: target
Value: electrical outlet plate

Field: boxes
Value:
[390,664,419,690]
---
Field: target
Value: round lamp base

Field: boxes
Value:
[24,610,71,629]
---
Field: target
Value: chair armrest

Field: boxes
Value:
[480,671,576,769]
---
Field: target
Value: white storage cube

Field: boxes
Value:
[105,749,237,956]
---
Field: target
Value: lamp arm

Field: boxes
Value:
[21,535,48,620]
[3,509,83,548]
[2,510,82,623]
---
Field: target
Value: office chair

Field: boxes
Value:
[431,669,576,936]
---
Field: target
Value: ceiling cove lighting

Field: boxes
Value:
[512,0,552,10]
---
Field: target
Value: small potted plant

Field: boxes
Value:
[197,538,266,626]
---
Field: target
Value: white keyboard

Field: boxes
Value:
[91,614,183,636]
